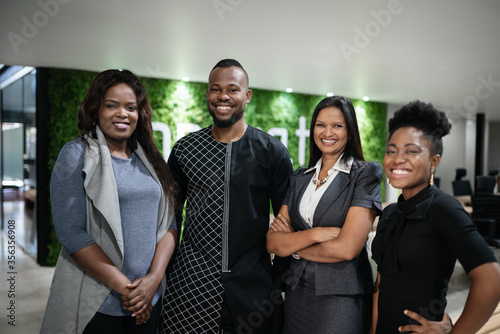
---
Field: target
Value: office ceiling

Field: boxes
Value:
[1,0,499,121]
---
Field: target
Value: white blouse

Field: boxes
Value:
[299,154,353,227]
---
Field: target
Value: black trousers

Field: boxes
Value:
[83,300,161,334]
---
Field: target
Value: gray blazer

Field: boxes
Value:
[40,126,174,334]
[284,159,382,295]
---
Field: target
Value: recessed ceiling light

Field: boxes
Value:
[182,76,189,82]
[326,92,334,97]
[286,88,293,93]
[363,96,370,101]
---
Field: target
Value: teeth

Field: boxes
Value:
[114,122,129,128]
[217,106,231,110]
[392,169,410,175]
[322,139,337,143]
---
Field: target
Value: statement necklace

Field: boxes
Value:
[312,171,330,185]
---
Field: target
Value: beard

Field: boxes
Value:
[209,108,244,128]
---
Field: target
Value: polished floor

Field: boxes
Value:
[0,231,54,334]
[1,200,500,334]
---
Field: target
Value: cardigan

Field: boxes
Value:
[40,126,174,334]
[284,159,383,295]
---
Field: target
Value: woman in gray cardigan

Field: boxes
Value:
[40,70,177,334]
[267,96,382,334]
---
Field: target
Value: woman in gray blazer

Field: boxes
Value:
[267,96,382,334]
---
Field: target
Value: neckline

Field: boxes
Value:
[211,123,248,143]
[111,152,134,161]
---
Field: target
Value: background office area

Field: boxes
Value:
[1,1,500,333]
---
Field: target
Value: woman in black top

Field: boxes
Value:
[371,100,500,333]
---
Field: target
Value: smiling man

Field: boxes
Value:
[159,59,293,334]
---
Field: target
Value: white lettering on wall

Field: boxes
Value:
[152,122,172,160]
[177,123,202,142]
[295,116,310,166]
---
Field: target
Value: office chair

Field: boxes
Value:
[475,175,496,194]
[471,194,500,247]
[455,168,467,180]
[452,168,472,196]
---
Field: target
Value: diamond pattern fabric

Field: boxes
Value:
[160,126,293,334]
[160,128,228,334]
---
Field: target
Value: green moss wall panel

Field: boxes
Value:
[45,68,386,265]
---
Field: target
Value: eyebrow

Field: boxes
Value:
[210,83,241,88]
[104,99,136,105]
[316,119,345,124]
[387,143,421,148]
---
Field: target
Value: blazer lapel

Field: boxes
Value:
[289,170,314,231]
[313,171,350,226]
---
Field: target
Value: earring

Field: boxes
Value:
[386,177,390,185]
[429,167,435,186]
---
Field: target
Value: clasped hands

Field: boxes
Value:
[118,274,159,325]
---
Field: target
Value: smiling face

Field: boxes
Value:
[313,106,348,160]
[206,66,252,128]
[97,82,138,150]
[384,126,441,199]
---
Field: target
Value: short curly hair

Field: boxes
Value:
[388,100,452,156]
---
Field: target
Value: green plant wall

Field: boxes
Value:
[45,68,387,266]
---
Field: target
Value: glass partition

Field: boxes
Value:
[1,68,37,258]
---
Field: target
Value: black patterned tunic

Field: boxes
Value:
[160,126,293,334]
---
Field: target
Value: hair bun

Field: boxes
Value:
[389,100,451,139]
